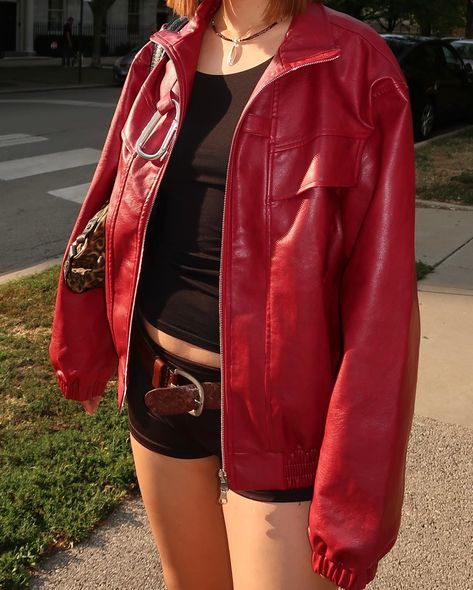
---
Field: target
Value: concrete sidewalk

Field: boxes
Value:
[415,204,473,427]
[28,202,473,589]
[0,56,118,94]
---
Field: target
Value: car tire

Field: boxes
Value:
[415,100,435,141]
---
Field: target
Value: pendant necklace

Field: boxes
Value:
[211,18,278,66]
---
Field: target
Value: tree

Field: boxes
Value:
[362,0,412,32]
[325,0,365,20]
[88,0,118,67]
[327,0,467,36]
[467,0,473,37]
[411,0,465,36]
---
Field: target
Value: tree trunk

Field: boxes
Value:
[467,0,473,38]
[419,21,432,35]
[91,8,105,67]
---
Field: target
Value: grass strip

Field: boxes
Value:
[0,266,136,589]
[416,128,473,205]
[0,260,432,588]
[416,261,435,281]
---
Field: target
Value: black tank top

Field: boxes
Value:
[136,56,273,353]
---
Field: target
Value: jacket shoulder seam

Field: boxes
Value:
[328,16,402,78]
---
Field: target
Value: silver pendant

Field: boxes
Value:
[227,41,239,66]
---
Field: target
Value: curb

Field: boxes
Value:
[416,198,473,211]
[1,201,472,286]
[415,124,473,148]
[0,258,62,285]
[0,83,116,95]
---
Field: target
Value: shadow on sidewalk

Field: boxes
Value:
[0,65,116,92]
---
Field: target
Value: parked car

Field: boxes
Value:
[112,44,142,85]
[449,39,473,69]
[381,35,473,141]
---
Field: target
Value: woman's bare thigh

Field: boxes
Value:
[222,490,338,590]
[129,432,233,590]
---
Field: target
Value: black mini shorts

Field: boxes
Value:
[126,322,313,503]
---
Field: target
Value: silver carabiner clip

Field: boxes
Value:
[135,98,180,161]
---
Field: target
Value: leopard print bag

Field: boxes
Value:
[63,16,189,294]
[63,200,109,293]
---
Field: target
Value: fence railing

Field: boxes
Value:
[33,22,159,55]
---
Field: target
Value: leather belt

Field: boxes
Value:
[131,319,222,417]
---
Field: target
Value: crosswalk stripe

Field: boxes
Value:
[48,182,91,204]
[0,134,48,148]
[0,148,100,181]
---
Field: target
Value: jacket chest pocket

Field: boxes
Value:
[269,133,366,201]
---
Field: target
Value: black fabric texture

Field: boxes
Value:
[126,319,313,502]
[136,57,273,353]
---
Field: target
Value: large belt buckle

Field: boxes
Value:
[170,367,205,417]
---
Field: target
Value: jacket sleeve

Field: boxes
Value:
[49,42,154,401]
[308,76,421,590]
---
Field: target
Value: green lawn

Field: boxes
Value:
[416,127,473,205]
[416,260,434,280]
[0,267,136,589]
[0,261,432,588]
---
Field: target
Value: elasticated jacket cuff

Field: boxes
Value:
[312,552,378,590]
[55,370,109,401]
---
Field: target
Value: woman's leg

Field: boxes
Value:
[222,490,338,590]
[129,433,233,590]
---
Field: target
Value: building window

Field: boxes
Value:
[48,0,64,32]
[128,0,140,35]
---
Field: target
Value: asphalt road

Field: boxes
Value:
[0,86,469,279]
[0,87,121,275]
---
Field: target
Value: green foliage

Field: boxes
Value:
[326,0,467,35]
[325,0,365,19]
[411,0,466,35]
[415,128,473,206]
[0,268,137,589]
[363,0,414,32]
[416,260,435,280]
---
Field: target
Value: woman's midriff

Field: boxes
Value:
[137,308,221,368]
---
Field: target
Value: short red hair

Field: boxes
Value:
[166,1,323,23]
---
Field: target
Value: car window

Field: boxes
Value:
[441,45,465,71]
[403,45,437,76]
[384,39,409,59]
[452,43,473,60]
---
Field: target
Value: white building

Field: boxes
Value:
[0,0,171,55]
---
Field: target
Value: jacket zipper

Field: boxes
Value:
[217,49,341,503]
[120,43,184,411]
[117,33,340,498]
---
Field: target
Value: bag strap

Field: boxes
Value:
[150,16,190,72]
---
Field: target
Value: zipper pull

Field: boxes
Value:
[218,468,229,504]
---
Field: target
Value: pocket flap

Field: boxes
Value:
[270,134,365,201]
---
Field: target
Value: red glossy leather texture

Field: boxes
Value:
[49,1,421,588]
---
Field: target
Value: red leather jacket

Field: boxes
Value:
[49,1,420,588]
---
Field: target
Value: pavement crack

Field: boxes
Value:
[433,235,473,269]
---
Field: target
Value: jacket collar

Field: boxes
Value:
[150,0,341,73]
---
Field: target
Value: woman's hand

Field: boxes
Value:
[80,396,102,415]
